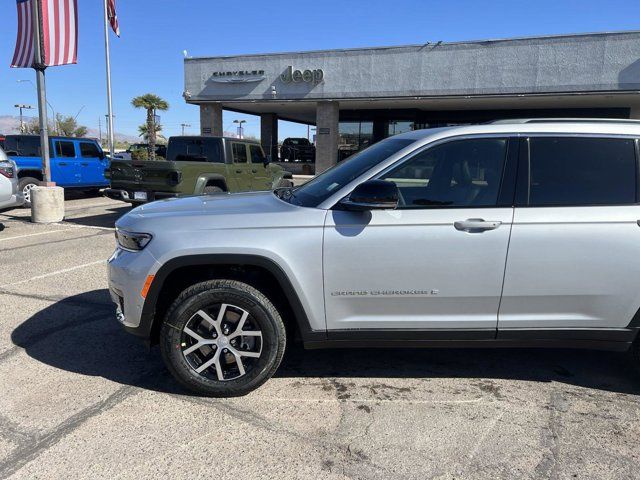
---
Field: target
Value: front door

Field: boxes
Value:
[248,144,272,190]
[230,142,252,192]
[77,141,108,187]
[323,137,516,334]
[51,139,79,186]
[499,136,640,331]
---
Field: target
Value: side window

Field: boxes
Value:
[526,137,636,206]
[232,143,248,163]
[79,142,100,158]
[249,145,266,164]
[381,138,508,208]
[55,141,76,158]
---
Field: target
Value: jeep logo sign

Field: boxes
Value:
[280,66,324,84]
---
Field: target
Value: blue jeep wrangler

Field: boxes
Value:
[3,135,110,206]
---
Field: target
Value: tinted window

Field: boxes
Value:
[4,136,40,157]
[527,137,636,206]
[55,141,76,158]
[286,137,415,207]
[381,138,507,208]
[79,142,100,158]
[232,143,248,163]
[288,138,310,145]
[166,138,223,162]
[249,145,265,164]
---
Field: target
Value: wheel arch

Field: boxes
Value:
[137,254,322,345]
[18,170,43,181]
[194,174,228,194]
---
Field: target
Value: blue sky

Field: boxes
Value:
[2,0,640,141]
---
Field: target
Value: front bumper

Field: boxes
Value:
[104,188,179,204]
[107,246,161,337]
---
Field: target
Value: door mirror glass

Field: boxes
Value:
[339,180,399,211]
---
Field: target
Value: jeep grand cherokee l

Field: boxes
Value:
[108,119,640,396]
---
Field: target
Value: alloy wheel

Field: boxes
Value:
[22,183,37,204]
[181,304,263,381]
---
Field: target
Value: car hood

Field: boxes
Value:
[116,191,325,233]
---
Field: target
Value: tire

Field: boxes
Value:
[630,339,640,374]
[277,179,294,188]
[203,185,224,195]
[18,177,41,207]
[84,188,101,197]
[160,279,286,397]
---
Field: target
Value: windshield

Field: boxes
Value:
[288,138,310,145]
[284,137,415,208]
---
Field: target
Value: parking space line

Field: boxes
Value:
[0,228,76,242]
[0,260,106,288]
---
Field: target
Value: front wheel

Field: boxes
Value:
[203,185,224,195]
[18,177,41,207]
[160,279,286,397]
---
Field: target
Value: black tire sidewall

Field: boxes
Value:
[160,283,284,396]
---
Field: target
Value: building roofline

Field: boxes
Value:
[185,30,640,62]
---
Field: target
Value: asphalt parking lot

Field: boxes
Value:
[1,195,640,479]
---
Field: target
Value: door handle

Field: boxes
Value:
[454,218,502,233]
[58,162,68,166]
[235,169,242,173]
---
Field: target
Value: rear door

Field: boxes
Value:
[230,142,252,191]
[77,140,108,187]
[52,139,79,186]
[499,136,640,332]
[248,144,272,190]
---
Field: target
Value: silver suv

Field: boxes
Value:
[108,120,640,396]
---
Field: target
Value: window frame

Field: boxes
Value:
[514,134,640,208]
[54,140,76,158]
[79,141,101,158]
[231,142,249,164]
[249,144,266,164]
[371,135,519,210]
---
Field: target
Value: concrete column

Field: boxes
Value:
[200,103,223,136]
[260,113,279,161]
[315,101,339,174]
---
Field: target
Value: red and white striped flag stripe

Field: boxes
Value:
[10,0,78,69]
[11,0,35,68]
[107,0,120,37]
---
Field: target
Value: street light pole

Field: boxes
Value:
[181,123,191,136]
[14,104,34,133]
[233,119,247,139]
[17,79,57,134]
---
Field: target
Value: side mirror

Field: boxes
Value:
[339,180,399,211]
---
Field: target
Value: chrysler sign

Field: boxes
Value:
[209,70,266,83]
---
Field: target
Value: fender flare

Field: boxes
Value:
[135,254,323,343]
[194,174,228,194]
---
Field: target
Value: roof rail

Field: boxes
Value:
[490,118,640,125]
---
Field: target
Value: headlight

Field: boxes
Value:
[115,228,152,251]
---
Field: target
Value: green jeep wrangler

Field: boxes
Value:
[105,136,293,204]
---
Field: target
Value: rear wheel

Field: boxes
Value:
[18,177,41,207]
[160,279,286,397]
[203,185,224,195]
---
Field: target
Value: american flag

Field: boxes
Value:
[107,0,120,37]
[11,0,78,69]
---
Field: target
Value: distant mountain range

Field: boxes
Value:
[0,115,139,143]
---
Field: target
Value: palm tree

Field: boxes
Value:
[131,94,169,160]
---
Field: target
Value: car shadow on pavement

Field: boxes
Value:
[63,206,130,229]
[11,290,640,396]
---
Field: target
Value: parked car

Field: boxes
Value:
[105,136,293,204]
[0,149,23,211]
[280,137,315,162]
[3,135,109,206]
[108,119,640,397]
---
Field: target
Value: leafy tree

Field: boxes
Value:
[131,94,169,160]
[55,114,87,137]
[24,119,41,134]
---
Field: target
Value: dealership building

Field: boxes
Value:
[183,30,640,172]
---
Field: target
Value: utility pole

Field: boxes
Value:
[103,0,115,157]
[180,123,191,136]
[31,0,52,185]
[98,116,102,145]
[14,104,34,133]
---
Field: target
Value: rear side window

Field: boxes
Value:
[232,143,248,163]
[526,137,636,206]
[249,145,265,164]
[166,138,223,162]
[4,136,40,157]
[55,141,76,158]
[79,142,100,158]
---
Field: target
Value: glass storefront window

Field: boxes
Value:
[338,121,373,161]
[387,121,414,136]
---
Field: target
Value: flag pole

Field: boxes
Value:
[31,0,53,185]
[103,0,115,157]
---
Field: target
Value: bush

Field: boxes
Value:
[131,149,149,161]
